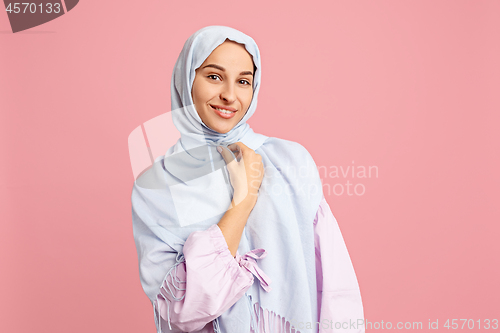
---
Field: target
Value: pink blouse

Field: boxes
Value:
[154,196,364,333]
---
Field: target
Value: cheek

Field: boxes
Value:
[192,80,207,103]
[194,84,216,105]
[244,92,254,110]
[190,85,198,103]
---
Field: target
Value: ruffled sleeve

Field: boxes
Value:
[314,196,365,333]
[155,224,267,333]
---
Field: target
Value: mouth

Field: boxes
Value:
[210,104,237,119]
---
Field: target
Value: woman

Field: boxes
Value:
[132,25,364,333]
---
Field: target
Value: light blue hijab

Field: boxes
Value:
[132,25,323,332]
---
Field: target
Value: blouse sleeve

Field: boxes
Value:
[154,224,256,332]
[314,196,365,333]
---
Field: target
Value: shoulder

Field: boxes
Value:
[259,137,324,213]
[261,136,307,150]
[259,137,321,186]
[132,156,169,201]
[260,137,316,167]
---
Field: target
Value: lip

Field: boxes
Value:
[210,104,237,119]
[210,104,237,112]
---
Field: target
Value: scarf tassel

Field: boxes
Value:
[153,252,187,333]
[213,317,221,333]
[247,294,258,332]
[246,301,297,333]
[154,250,283,333]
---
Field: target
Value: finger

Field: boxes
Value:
[227,143,242,162]
[217,145,236,164]
[227,143,241,154]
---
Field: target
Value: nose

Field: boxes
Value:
[220,82,236,103]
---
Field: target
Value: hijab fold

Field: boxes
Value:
[132,26,323,332]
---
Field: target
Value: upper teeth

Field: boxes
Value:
[214,107,234,114]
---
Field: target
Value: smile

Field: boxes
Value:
[210,105,237,119]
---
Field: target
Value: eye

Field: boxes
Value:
[207,74,221,81]
[239,79,251,85]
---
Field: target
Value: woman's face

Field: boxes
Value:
[191,40,255,134]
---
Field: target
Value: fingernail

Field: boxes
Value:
[217,146,222,153]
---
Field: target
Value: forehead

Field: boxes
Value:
[199,40,254,70]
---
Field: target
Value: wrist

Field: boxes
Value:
[231,191,257,211]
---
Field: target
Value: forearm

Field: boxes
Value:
[217,194,256,257]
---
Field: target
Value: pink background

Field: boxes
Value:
[1,0,499,332]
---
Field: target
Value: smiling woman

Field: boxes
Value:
[131,25,365,333]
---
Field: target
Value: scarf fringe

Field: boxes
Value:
[246,294,258,332]
[151,254,297,333]
[153,252,186,333]
[213,317,221,333]
[247,296,298,333]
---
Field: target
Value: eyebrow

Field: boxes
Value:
[201,64,254,76]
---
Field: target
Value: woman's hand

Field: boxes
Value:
[217,142,264,209]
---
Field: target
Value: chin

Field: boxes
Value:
[208,121,236,134]
[213,126,232,134]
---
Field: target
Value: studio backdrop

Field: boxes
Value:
[1,1,498,332]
